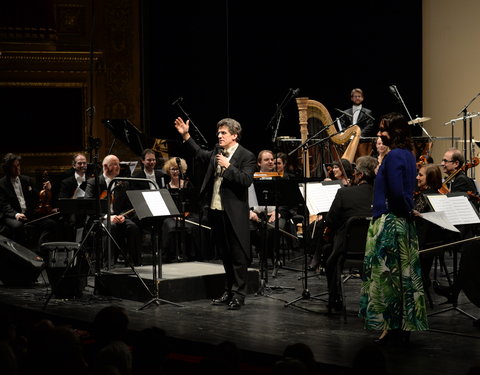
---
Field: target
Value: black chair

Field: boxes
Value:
[331,216,371,321]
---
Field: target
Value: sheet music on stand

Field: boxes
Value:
[425,194,480,227]
[299,180,342,214]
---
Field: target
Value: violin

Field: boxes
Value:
[439,157,479,194]
[416,155,430,169]
[35,170,53,215]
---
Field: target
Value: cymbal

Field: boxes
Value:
[408,116,431,125]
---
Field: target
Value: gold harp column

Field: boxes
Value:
[296,97,310,177]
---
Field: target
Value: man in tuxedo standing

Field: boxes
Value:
[174,117,256,310]
[340,88,376,137]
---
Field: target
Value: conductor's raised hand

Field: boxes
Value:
[174,117,191,141]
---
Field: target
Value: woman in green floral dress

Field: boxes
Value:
[359,113,428,343]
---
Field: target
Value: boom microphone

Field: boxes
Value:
[291,88,300,97]
[171,97,183,106]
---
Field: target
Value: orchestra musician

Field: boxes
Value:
[131,148,170,190]
[413,163,447,290]
[323,156,377,311]
[174,117,256,311]
[160,157,199,262]
[84,154,142,267]
[58,153,88,199]
[0,153,57,251]
[359,112,428,344]
[440,148,478,193]
[249,150,288,266]
[58,153,89,241]
[307,158,353,271]
[373,136,390,174]
[339,88,377,137]
[433,149,480,303]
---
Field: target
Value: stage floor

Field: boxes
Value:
[0,254,479,374]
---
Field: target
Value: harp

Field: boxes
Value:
[296,97,361,177]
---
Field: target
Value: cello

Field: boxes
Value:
[438,157,479,194]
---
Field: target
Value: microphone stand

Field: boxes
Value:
[266,88,299,143]
[391,85,434,145]
[285,123,342,312]
[172,98,209,149]
[457,92,480,173]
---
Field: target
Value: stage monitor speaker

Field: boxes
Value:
[41,242,88,299]
[0,235,45,286]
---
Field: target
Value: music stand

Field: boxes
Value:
[127,188,183,309]
[252,178,302,295]
[43,198,109,309]
[424,193,480,321]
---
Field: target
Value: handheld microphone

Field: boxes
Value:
[171,97,183,106]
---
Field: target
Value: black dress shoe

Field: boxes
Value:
[212,292,233,305]
[227,297,244,310]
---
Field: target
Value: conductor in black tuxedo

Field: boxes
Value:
[340,88,376,137]
[0,153,57,249]
[84,154,142,266]
[174,117,256,310]
[131,148,170,190]
[323,155,377,310]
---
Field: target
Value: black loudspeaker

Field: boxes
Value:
[41,242,88,299]
[0,235,45,285]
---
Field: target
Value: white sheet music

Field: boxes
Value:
[420,211,460,232]
[142,190,170,216]
[299,181,342,214]
[426,194,480,225]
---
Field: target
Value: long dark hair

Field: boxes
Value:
[379,112,413,151]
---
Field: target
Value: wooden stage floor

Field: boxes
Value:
[0,253,479,375]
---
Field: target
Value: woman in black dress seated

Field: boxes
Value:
[161,157,202,262]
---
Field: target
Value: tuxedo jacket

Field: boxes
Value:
[449,170,477,193]
[325,183,373,255]
[342,106,376,137]
[131,169,170,190]
[84,175,132,215]
[58,175,87,199]
[184,138,256,254]
[0,175,38,219]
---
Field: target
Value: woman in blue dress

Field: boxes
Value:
[359,112,428,343]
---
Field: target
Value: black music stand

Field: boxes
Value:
[425,192,479,321]
[252,178,303,295]
[127,189,183,309]
[43,198,109,309]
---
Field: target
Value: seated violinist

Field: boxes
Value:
[0,153,57,251]
[85,154,142,266]
[413,163,449,289]
[323,156,377,311]
[441,148,478,193]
